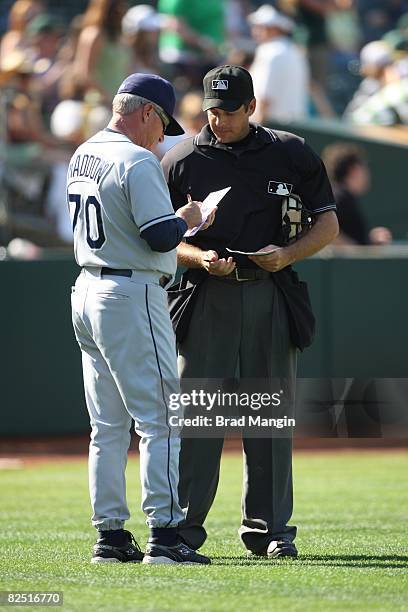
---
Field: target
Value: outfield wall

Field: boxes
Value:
[1,251,407,435]
[271,118,408,241]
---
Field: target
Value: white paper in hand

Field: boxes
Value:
[226,246,280,256]
[184,186,231,237]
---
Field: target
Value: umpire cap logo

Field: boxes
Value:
[268,181,292,196]
[212,79,229,90]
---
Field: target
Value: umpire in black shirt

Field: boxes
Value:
[162,65,339,558]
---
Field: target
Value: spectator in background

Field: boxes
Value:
[356,0,408,45]
[25,13,64,122]
[296,0,336,88]
[225,0,252,41]
[3,51,60,149]
[0,0,43,59]
[122,4,162,75]
[158,0,224,88]
[344,40,394,116]
[345,40,408,125]
[393,36,408,79]
[296,0,352,117]
[382,27,408,78]
[0,50,71,247]
[72,0,130,103]
[57,14,87,101]
[322,142,392,245]
[248,4,309,123]
[348,76,408,125]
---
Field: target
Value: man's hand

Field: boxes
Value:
[176,200,202,230]
[249,211,339,272]
[248,244,292,272]
[202,250,236,275]
[369,226,392,245]
[199,208,217,231]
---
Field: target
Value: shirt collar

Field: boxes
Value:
[195,123,275,152]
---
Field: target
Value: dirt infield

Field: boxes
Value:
[0,434,406,462]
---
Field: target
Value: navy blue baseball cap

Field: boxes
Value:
[117,73,184,136]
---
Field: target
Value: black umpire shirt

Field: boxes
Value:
[161,124,336,268]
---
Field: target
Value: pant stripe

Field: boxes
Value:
[145,284,174,527]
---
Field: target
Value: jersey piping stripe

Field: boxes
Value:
[144,284,175,527]
[139,213,177,232]
[264,127,278,142]
[313,204,337,212]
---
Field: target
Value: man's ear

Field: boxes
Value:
[142,103,154,123]
[248,98,256,117]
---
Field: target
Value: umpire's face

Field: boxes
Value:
[207,98,256,144]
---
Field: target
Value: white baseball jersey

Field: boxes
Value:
[69,128,184,530]
[67,129,178,277]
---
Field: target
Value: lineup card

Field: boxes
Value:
[226,246,279,256]
[184,187,231,237]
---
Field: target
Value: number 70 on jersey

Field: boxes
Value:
[68,190,106,249]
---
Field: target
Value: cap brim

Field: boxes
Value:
[202,98,243,112]
[165,115,185,136]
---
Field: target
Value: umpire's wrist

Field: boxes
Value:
[282,246,297,267]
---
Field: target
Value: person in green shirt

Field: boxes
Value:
[158,0,225,86]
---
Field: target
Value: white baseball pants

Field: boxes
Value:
[71,268,183,530]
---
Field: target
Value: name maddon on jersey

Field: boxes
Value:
[68,154,112,184]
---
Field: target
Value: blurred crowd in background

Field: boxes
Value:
[0,0,406,254]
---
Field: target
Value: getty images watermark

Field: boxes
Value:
[167,389,295,435]
[157,377,408,438]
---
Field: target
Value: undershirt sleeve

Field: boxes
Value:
[140,217,188,252]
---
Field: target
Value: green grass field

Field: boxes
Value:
[1,451,407,611]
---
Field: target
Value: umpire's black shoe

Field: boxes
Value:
[142,541,211,565]
[247,539,298,559]
[267,540,298,558]
[91,530,144,564]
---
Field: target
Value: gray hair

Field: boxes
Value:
[112,93,153,115]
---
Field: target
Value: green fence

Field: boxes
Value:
[1,253,407,435]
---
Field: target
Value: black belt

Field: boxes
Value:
[100,267,168,288]
[223,268,271,282]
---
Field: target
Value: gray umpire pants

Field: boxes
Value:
[177,276,297,553]
[71,268,184,531]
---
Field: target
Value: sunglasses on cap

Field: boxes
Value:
[152,103,170,131]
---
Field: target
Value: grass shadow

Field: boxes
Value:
[213,554,408,568]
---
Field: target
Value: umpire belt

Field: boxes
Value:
[222,267,271,282]
[83,267,170,288]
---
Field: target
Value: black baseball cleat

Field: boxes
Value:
[91,530,144,564]
[247,539,298,559]
[267,540,298,559]
[142,541,211,565]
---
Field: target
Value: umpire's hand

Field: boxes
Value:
[202,250,236,276]
[248,244,291,272]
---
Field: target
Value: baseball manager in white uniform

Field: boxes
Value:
[68,73,212,565]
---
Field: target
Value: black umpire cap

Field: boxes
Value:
[202,65,255,112]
